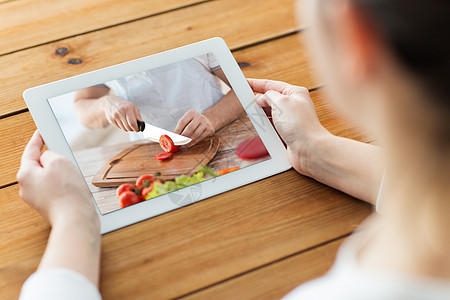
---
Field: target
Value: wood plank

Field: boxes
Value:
[237,33,323,88]
[0,0,19,4]
[0,0,299,117]
[0,170,371,299]
[0,89,369,187]
[0,0,205,56]
[182,238,344,299]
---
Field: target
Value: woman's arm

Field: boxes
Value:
[248,78,384,205]
[17,131,101,285]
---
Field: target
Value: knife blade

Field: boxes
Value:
[141,123,192,145]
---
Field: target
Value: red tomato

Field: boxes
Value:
[118,191,142,208]
[136,174,155,188]
[116,183,135,198]
[141,186,153,199]
[235,137,269,160]
[159,134,180,153]
[141,179,163,199]
[154,152,172,160]
[217,167,240,176]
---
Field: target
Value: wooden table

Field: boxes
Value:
[0,0,373,299]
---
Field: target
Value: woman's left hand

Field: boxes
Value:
[17,131,98,227]
[174,110,216,146]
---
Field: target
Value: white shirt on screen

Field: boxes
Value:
[104,53,224,132]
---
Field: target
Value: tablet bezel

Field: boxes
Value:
[23,37,292,234]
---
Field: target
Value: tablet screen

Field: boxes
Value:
[47,53,271,215]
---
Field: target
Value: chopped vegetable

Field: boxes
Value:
[154,152,172,160]
[198,165,218,177]
[116,165,240,209]
[159,134,180,153]
[140,179,162,198]
[118,191,143,208]
[217,167,240,176]
[144,171,206,200]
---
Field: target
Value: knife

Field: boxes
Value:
[138,121,192,145]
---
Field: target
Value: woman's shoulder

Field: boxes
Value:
[283,217,450,300]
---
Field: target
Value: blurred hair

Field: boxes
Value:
[351,1,450,110]
[337,0,450,149]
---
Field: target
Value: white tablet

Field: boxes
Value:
[23,37,291,233]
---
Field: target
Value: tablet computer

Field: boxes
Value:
[23,37,291,233]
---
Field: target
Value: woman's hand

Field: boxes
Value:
[17,131,98,227]
[101,95,143,132]
[248,79,330,174]
[174,110,215,146]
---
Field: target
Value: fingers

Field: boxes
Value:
[124,113,137,132]
[174,110,216,147]
[104,97,142,132]
[255,93,275,108]
[248,78,291,94]
[248,78,308,96]
[174,110,195,134]
[187,127,207,147]
[124,106,142,132]
[180,116,201,138]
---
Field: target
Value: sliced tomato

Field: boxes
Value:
[217,167,240,176]
[140,179,163,198]
[235,137,269,160]
[116,183,135,198]
[154,152,172,160]
[159,134,180,153]
[118,191,143,208]
[136,174,155,188]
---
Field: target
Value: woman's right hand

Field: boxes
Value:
[101,95,143,132]
[247,79,331,174]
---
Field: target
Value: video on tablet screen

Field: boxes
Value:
[48,53,271,214]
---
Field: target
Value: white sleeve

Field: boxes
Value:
[194,53,221,71]
[19,268,101,300]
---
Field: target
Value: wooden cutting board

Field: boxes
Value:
[92,136,220,187]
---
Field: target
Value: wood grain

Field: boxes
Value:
[0,170,371,299]
[0,2,375,298]
[0,90,369,188]
[92,137,219,187]
[0,0,299,117]
[182,238,344,300]
[0,0,205,56]
[236,33,323,89]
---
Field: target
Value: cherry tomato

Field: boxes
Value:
[136,174,155,188]
[217,167,240,176]
[154,152,172,160]
[159,134,180,153]
[116,183,135,198]
[118,191,142,208]
[141,179,163,199]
